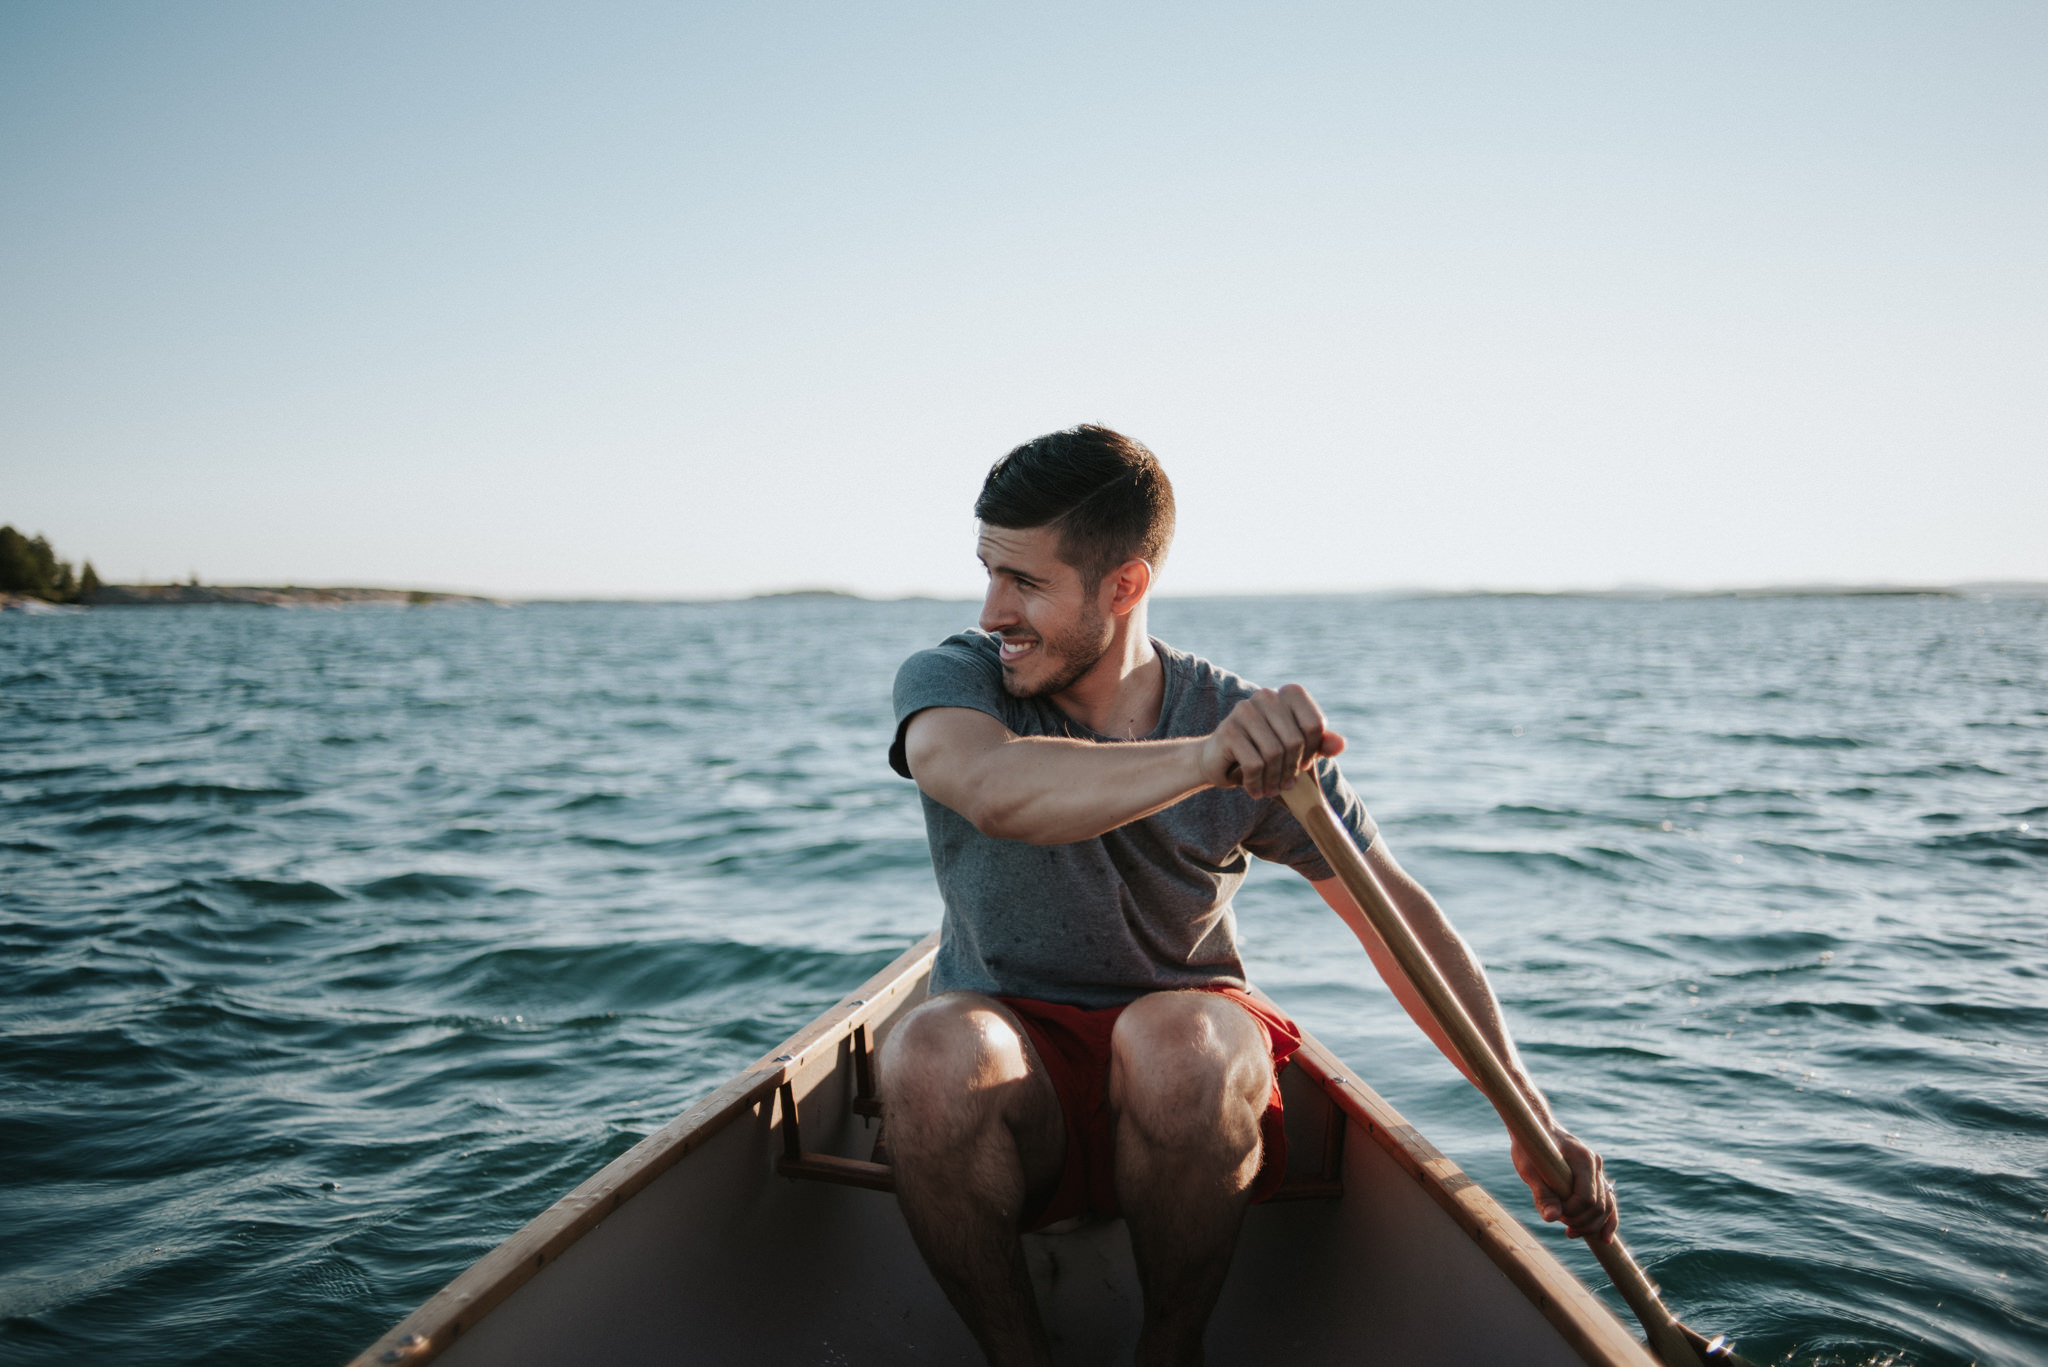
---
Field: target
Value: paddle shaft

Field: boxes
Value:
[1281,769,1708,1367]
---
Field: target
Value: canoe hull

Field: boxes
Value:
[355,935,1652,1367]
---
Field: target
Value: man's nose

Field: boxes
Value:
[978,582,1016,633]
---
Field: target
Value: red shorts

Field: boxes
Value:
[994,987,1303,1232]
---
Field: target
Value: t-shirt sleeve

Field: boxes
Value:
[888,635,1013,779]
[1241,760,1379,880]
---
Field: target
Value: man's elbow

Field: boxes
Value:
[965,793,1029,842]
[963,792,1065,844]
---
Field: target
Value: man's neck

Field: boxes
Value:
[1050,607,1163,739]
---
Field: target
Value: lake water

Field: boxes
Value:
[2,595,2043,1366]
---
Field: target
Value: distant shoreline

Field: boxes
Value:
[1,584,508,611]
[5,581,2044,614]
[536,581,2048,604]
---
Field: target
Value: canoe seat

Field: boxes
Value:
[774,1026,1345,1201]
[776,1022,896,1191]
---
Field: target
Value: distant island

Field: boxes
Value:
[80,584,504,608]
[0,525,100,606]
[0,525,500,612]
[2,581,503,612]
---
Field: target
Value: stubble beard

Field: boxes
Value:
[1000,603,1112,701]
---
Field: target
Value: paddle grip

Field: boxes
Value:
[1281,765,1706,1367]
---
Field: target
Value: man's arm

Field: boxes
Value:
[901,685,1341,845]
[902,706,1206,843]
[1313,844,1620,1243]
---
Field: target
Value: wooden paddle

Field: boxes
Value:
[1280,764,1756,1367]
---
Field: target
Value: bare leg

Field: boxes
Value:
[1109,992,1271,1367]
[879,992,1067,1367]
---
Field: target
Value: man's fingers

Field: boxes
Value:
[1559,1145,1617,1244]
[1213,686,1345,796]
[1278,684,1326,741]
[1235,704,1293,797]
[1227,693,1290,795]
[1216,721,1271,795]
[1277,683,1346,773]
[1274,686,1319,782]
[1517,1129,1619,1244]
[1563,1180,1618,1242]
[1258,688,1324,793]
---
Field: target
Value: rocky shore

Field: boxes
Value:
[1,585,505,611]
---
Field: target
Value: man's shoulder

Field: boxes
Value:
[896,630,1002,688]
[1157,638,1258,691]
[890,631,1014,778]
[907,628,998,660]
[892,631,995,672]
[1155,638,1262,731]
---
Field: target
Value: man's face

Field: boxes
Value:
[976,523,1113,700]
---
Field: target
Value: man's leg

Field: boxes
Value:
[1108,992,1272,1367]
[879,992,1068,1367]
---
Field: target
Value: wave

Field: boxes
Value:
[65,813,254,839]
[1657,930,1839,963]
[355,872,497,902]
[217,877,348,904]
[1427,846,1633,880]
[1718,731,1866,749]
[1887,760,2008,779]
[20,782,306,812]
[554,791,632,811]
[704,836,930,878]
[1918,828,2046,864]
[321,935,904,1017]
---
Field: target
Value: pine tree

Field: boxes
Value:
[0,525,86,601]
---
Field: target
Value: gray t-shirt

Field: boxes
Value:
[889,630,1379,1009]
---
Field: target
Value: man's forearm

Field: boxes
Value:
[1313,853,1618,1235]
[1399,880,1554,1124]
[953,733,1211,844]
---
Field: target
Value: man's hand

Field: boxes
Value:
[1512,1124,1619,1244]
[1199,683,1346,799]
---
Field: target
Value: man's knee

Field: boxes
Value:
[1109,993,1269,1143]
[880,993,1034,1133]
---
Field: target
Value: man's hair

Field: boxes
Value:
[974,425,1176,586]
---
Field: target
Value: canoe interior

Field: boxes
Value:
[354,935,1651,1367]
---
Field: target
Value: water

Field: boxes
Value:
[2,595,2043,1366]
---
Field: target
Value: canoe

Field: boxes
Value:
[349,932,1656,1367]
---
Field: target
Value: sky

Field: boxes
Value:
[2,1,2043,599]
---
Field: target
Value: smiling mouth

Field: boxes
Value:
[997,635,1038,664]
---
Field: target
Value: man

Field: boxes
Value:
[882,426,1617,1367]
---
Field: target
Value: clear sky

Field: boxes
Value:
[3,2,2043,599]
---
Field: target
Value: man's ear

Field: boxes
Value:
[1104,558,1152,617]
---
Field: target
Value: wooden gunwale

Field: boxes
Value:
[346,933,940,1367]
[350,932,1649,1367]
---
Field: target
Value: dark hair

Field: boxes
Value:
[974,425,1176,585]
